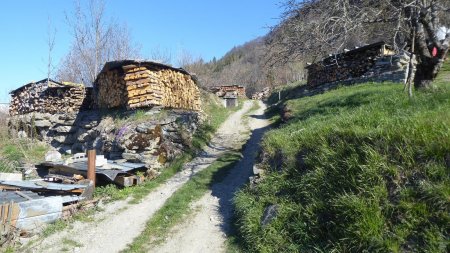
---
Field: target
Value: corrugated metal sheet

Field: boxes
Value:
[0,191,43,204]
[41,160,146,181]
[14,196,62,231]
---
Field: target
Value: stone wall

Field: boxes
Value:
[9,108,200,170]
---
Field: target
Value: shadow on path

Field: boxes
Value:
[210,119,272,235]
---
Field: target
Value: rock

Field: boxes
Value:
[58,114,77,121]
[91,137,104,151]
[60,120,76,126]
[77,133,91,143]
[157,115,177,125]
[80,119,99,129]
[122,152,140,162]
[45,150,62,162]
[17,130,27,138]
[58,145,72,155]
[54,125,77,133]
[162,124,177,132]
[71,143,85,153]
[146,168,159,179]
[145,106,163,116]
[261,205,279,227]
[253,165,261,175]
[34,120,52,128]
[136,123,157,134]
[249,176,262,189]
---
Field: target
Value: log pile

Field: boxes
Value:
[306,41,410,87]
[251,87,271,100]
[96,69,128,108]
[96,61,201,111]
[211,85,246,98]
[9,79,92,116]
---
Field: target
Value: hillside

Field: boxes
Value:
[233,62,450,252]
[184,36,304,97]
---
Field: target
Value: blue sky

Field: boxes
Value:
[0,0,283,102]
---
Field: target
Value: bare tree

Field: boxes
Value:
[272,0,450,89]
[57,0,141,85]
[46,16,56,84]
[149,46,173,64]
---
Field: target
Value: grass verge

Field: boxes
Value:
[123,151,242,253]
[0,114,49,173]
[233,63,450,252]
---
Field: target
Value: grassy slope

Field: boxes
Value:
[234,63,450,252]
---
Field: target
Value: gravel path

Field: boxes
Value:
[151,101,270,253]
[25,101,254,253]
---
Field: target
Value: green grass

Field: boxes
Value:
[192,91,243,150]
[233,63,450,252]
[123,152,242,253]
[62,238,83,248]
[0,116,50,173]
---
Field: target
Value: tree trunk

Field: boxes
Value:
[414,59,440,89]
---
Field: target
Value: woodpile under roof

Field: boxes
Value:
[95,60,201,111]
[9,79,92,116]
[305,41,410,87]
[210,85,246,98]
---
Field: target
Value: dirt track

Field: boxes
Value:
[26,101,256,253]
[151,101,270,253]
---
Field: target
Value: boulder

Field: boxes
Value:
[53,134,77,144]
[34,120,52,128]
[136,123,157,134]
[54,125,77,133]
[58,145,72,155]
[45,150,62,162]
[261,205,279,227]
[122,152,140,162]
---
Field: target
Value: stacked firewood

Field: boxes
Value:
[42,86,91,114]
[307,48,383,87]
[9,82,90,116]
[96,69,128,108]
[305,42,407,87]
[97,63,201,111]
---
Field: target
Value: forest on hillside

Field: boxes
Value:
[183,0,450,95]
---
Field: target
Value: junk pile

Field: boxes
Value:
[0,147,150,245]
[0,169,94,239]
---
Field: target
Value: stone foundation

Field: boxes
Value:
[9,108,200,169]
